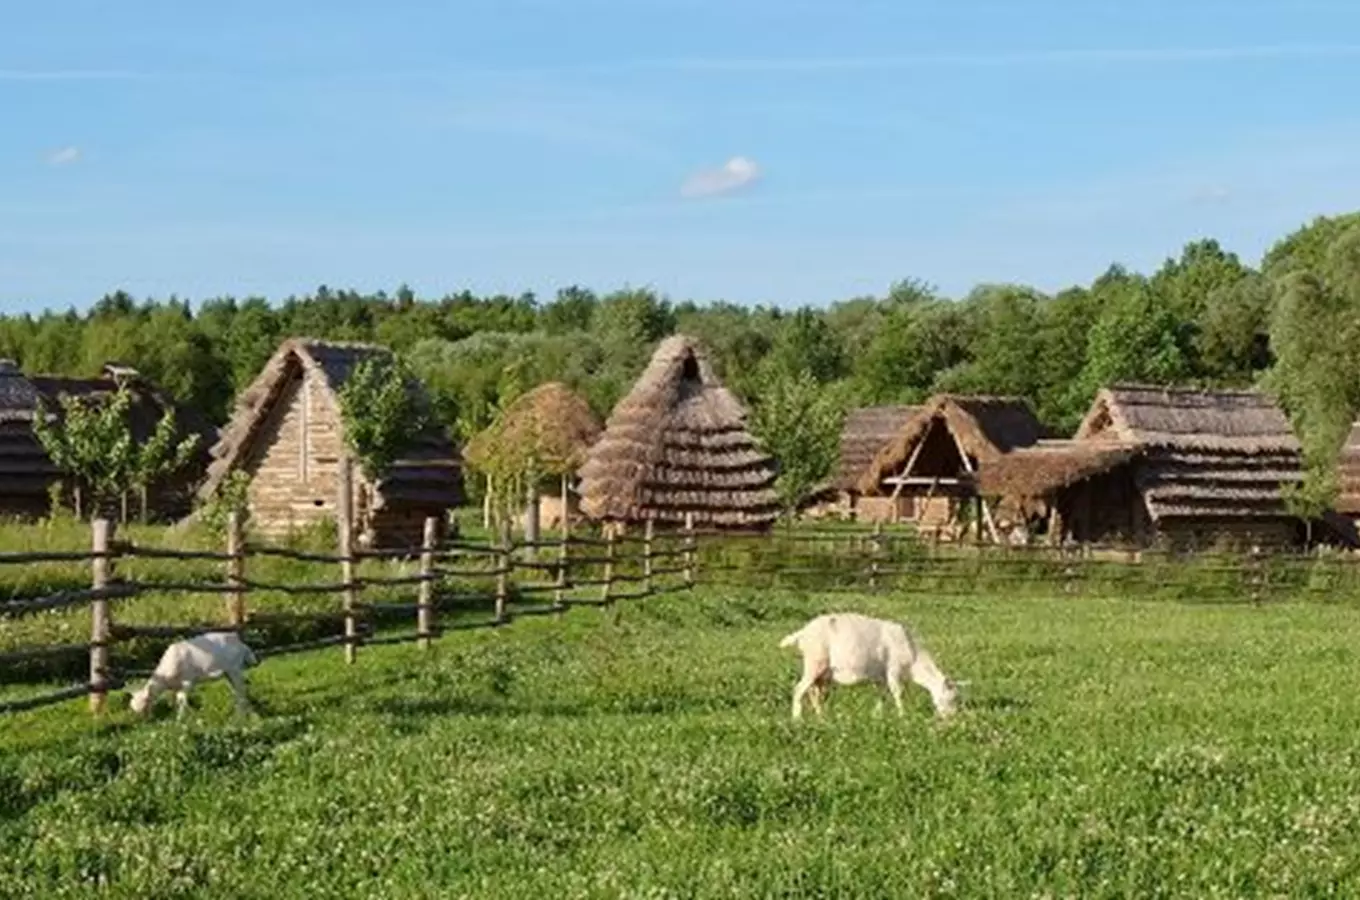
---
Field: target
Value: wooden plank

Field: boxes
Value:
[338,456,357,665]
[89,519,113,715]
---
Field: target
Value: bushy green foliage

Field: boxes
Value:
[6,588,1360,896]
[336,356,429,481]
[749,370,847,514]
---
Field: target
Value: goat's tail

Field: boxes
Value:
[778,627,804,649]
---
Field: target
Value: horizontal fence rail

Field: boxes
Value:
[6,503,1360,716]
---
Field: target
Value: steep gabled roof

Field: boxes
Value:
[828,405,921,492]
[198,338,460,508]
[576,334,779,528]
[857,394,1046,494]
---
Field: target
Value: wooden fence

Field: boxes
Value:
[9,516,1360,718]
[0,511,696,718]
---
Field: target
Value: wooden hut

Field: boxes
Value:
[804,405,921,521]
[577,334,779,531]
[462,382,603,538]
[0,361,214,520]
[857,394,1046,540]
[196,339,461,548]
[978,385,1305,550]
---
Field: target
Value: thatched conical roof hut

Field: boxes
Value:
[577,335,779,530]
[463,382,602,477]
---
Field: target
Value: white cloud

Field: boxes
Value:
[680,156,761,198]
[46,146,81,167]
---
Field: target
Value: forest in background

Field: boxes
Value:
[3,211,1360,513]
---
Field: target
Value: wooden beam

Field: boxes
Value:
[882,476,968,487]
[946,428,1002,543]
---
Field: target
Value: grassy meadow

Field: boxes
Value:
[5,582,1360,897]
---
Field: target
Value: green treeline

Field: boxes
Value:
[5,212,1360,507]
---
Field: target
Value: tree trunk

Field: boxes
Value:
[482,481,492,530]
[139,485,149,524]
[120,491,129,525]
[74,485,84,521]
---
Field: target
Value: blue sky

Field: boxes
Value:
[4,0,1360,312]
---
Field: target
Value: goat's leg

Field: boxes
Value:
[174,685,192,720]
[792,658,828,720]
[808,680,828,717]
[225,669,253,715]
[886,668,906,716]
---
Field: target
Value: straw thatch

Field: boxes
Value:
[981,385,1303,522]
[0,361,214,518]
[1334,420,1360,515]
[197,338,461,544]
[463,382,602,477]
[829,405,921,492]
[576,334,779,529]
[857,394,1045,495]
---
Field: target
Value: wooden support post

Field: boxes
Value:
[226,510,246,628]
[683,511,696,588]
[418,515,438,650]
[89,518,113,715]
[495,519,510,624]
[869,520,882,590]
[643,518,655,596]
[338,456,358,664]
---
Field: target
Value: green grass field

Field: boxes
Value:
[5,585,1360,897]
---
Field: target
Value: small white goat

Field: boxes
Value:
[128,631,258,719]
[779,613,960,719]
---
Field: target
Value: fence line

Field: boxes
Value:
[7,514,1360,717]
[0,504,694,717]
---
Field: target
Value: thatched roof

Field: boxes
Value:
[463,382,602,477]
[1076,385,1301,452]
[0,361,215,513]
[981,385,1303,520]
[576,334,779,528]
[1333,420,1360,515]
[857,394,1045,494]
[828,405,920,492]
[198,338,461,510]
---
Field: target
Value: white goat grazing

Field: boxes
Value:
[778,613,959,720]
[129,631,258,719]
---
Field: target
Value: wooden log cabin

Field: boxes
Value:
[196,339,461,548]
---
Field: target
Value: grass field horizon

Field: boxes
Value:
[5,585,1360,897]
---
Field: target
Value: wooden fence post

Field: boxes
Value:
[869,521,883,590]
[338,456,358,664]
[89,518,113,715]
[601,525,616,614]
[684,511,696,588]
[643,518,654,596]
[418,516,438,649]
[495,520,510,624]
[226,510,246,628]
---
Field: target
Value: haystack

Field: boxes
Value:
[978,385,1304,548]
[0,361,214,520]
[463,382,603,536]
[576,335,779,530]
[197,338,461,548]
[856,394,1045,537]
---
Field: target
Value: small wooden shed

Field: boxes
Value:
[978,385,1305,550]
[576,334,779,531]
[197,339,461,548]
[0,361,214,520]
[857,394,1046,539]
